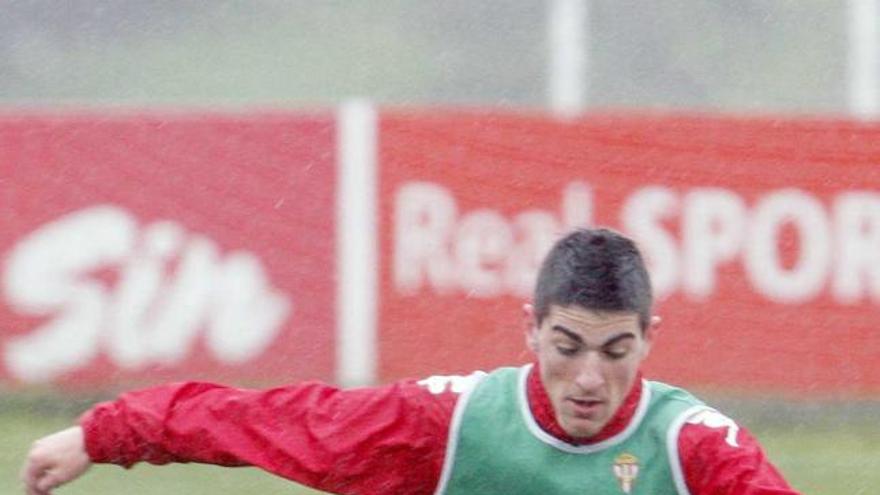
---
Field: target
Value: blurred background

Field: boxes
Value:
[2,1,878,494]
[0,0,854,112]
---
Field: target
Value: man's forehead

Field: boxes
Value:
[544,305,640,334]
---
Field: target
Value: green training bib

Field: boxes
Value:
[436,365,706,495]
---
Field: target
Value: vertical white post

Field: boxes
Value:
[336,99,378,386]
[549,0,588,117]
[849,0,879,118]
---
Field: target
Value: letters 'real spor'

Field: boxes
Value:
[394,181,880,304]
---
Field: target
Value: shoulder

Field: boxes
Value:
[378,369,490,422]
[667,400,751,467]
[414,369,489,396]
[648,380,704,405]
[679,408,742,446]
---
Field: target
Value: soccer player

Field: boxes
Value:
[22,228,799,494]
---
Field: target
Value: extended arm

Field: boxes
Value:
[22,379,457,494]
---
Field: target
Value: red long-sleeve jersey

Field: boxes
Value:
[80,366,799,494]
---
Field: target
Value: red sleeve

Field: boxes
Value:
[79,378,460,494]
[678,410,800,495]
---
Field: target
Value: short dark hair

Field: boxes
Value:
[533,228,653,331]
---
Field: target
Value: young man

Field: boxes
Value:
[22,228,799,494]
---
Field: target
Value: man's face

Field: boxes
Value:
[527,304,655,439]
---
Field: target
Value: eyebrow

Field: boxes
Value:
[551,325,637,348]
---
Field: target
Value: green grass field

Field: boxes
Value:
[2,406,877,494]
[749,422,879,494]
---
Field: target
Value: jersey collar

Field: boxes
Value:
[524,362,645,446]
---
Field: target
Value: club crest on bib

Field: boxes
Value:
[612,452,639,494]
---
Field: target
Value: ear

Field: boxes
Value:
[523,303,539,352]
[641,315,662,357]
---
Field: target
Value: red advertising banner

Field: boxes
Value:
[0,112,337,389]
[378,111,880,397]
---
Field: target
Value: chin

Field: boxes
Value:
[563,421,601,439]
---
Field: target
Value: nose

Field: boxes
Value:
[573,351,605,391]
